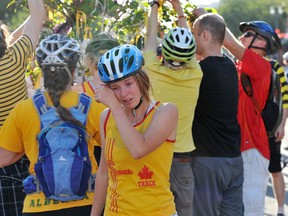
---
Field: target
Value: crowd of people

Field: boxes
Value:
[0,0,288,215]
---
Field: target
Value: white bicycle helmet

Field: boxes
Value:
[36,34,81,67]
[162,27,196,64]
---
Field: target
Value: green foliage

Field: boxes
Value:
[218,0,287,37]
[3,0,288,86]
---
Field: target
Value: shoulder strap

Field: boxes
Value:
[240,73,262,113]
[33,91,49,117]
[33,91,49,129]
[77,93,92,125]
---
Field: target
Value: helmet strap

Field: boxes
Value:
[132,96,144,117]
[168,60,185,67]
[248,34,268,53]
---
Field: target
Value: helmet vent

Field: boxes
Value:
[175,35,180,43]
[128,55,134,71]
[124,47,130,54]
[119,58,123,73]
[110,60,117,75]
[169,35,174,43]
[102,64,110,77]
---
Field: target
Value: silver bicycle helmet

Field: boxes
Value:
[36,34,81,67]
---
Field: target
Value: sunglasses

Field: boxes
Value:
[243,31,265,41]
[243,32,257,38]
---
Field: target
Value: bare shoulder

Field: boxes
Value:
[71,83,84,93]
[156,102,178,116]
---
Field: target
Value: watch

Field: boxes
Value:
[150,1,160,7]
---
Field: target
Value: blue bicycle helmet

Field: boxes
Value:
[98,44,144,83]
[239,21,282,55]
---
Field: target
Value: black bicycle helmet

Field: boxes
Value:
[239,21,282,55]
[85,33,119,56]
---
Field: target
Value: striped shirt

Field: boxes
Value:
[269,59,288,109]
[0,35,32,127]
[0,35,32,216]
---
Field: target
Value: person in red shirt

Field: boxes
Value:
[223,21,282,216]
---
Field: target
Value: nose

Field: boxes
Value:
[119,86,128,98]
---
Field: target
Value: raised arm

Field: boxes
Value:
[21,0,46,50]
[223,27,245,61]
[144,0,159,52]
[169,0,188,29]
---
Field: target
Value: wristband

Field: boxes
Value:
[178,15,187,19]
[150,1,160,7]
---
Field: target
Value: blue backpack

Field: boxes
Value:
[23,92,93,201]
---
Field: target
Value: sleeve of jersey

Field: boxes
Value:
[0,103,25,153]
[86,100,102,147]
[11,35,33,68]
[241,49,270,80]
[274,62,288,109]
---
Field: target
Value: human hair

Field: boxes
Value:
[0,22,10,58]
[132,69,153,103]
[84,33,119,72]
[42,65,84,128]
[36,34,83,128]
[198,13,226,44]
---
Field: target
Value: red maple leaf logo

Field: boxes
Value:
[138,165,153,179]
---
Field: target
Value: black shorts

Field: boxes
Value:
[268,137,282,173]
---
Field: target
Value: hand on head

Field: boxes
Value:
[94,84,118,107]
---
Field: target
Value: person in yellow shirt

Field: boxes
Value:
[0,34,100,215]
[72,34,119,165]
[143,1,202,215]
[91,44,178,216]
[0,0,45,215]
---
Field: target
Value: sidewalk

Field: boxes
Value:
[265,124,288,215]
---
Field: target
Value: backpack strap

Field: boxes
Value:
[77,93,92,125]
[33,92,49,116]
[240,73,262,113]
[33,92,49,128]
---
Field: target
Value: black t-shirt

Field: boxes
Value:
[191,55,241,157]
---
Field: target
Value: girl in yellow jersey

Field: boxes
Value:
[0,34,100,215]
[91,44,178,216]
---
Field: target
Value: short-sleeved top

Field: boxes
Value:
[192,55,241,157]
[103,102,176,215]
[81,80,107,147]
[0,35,33,127]
[143,50,203,153]
[237,49,271,159]
[0,91,100,213]
[269,59,288,109]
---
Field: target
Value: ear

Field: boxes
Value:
[202,30,210,41]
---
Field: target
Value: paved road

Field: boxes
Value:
[265,124,288,215]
